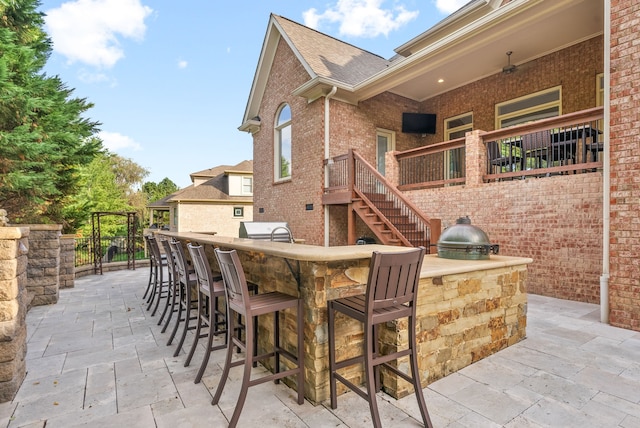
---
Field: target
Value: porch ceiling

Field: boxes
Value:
[353,0,604,103]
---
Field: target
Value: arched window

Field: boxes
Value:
[275,104,292,180]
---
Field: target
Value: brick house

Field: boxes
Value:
[148,160,253,237]
[240,1,639,331]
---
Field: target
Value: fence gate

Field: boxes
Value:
[91,212,137,274]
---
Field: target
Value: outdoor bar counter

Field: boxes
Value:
[159,231,532,404]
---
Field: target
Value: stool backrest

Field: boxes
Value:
[169,239,188,284]
[160,238,177,278]
[366,247,425,310]
[147,235,162,265]
[214,248,250,313]
[187,243,216,293]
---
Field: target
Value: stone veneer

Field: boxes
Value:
[0,227,29,401]
[184,235,529,404]
[59,234,75,289]
[23,224,62,306]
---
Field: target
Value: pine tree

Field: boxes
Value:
[0,0,101,230]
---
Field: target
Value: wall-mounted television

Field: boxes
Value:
[402,112,436,134]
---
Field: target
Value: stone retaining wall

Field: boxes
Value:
[23,225,62,307]
[0,227,29,401]
[59,234,75,289]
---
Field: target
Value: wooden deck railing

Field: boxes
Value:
[391,107,604,187]
[395,138,467,190]
[482,107,604,181]
[323,150,441,247]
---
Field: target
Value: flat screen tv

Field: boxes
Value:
[402,112,436,134]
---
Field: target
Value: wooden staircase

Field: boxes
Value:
[323,149,441,251]
[353,190,432,248]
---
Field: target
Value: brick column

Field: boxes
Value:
[464,130,486,187]
[608,0,640,331]
[0,227,29,402]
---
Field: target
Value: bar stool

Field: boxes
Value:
[159,239,180,333]
[167,239,199,356]
[202,246,304,428]
[183,246,228,384]
[328,247,433,428]
[145,235,170,316]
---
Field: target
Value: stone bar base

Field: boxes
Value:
[164,232,531,404]
[0,227,29,401]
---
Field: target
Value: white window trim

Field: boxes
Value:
[375,128,396,176]
[274,104,292,182]
[444,112,473,141]
[241,176,253,196]
[495,86,562,128]
[596,73,604,107]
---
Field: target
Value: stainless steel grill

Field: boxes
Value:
[239,222,293,243]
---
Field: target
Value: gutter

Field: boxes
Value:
[601,0,611,324]
[324,86,338,247]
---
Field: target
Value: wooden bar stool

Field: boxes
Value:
[328,247,433,428]
[203,246,304,428]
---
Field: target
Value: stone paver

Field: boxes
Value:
[2,269,640,427]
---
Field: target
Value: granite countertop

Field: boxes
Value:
[159,231,533,278]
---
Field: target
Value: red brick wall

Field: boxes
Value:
[254,33,606,304]
[252,38,325,245]
[609,0,640,330]
[405,174,603,303]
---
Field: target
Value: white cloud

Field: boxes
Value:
[303,0,418,38]
[435,0,469,14]
[177,59,188,69]
[99,131,142,151]
[44,0,153,68]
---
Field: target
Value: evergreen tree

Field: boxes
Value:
[0,0,101,231]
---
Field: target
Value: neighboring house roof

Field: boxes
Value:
[240,0,603,129]
[167,177,251,203]
[147,195,172,209]
[190,160,254,182]
[147,160,253,207]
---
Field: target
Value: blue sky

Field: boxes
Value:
[37,0,466,188]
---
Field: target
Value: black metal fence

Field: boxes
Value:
[74,235,147,267]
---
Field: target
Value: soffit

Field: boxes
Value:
[354,0,603,103]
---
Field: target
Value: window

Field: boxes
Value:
[596,73,604,106]
[275,104,292,181]
[445,112,473,140]
[496,86,562,128]
[242,176,253,195]
[233,207,244,218]
[444,113,472,180]
[173,207,178,226]
[376,129,395,176]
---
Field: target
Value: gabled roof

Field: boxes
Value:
[147,161,253,207]
[240,14,390,130]
[167,177,250,203]
[190,160,253,181]
[240,0,603,130]
[273,15,390,86]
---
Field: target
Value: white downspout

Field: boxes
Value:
[324,86,338,247]
[601,0,611,324]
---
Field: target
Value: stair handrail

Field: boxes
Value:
[350,149,442,247]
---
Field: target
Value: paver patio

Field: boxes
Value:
[1,268,639,427]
